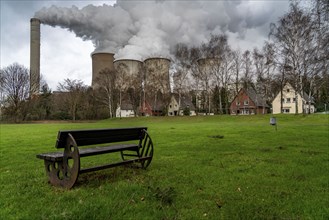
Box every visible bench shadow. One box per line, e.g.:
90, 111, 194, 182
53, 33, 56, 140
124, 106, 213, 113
74, 165, 146, 188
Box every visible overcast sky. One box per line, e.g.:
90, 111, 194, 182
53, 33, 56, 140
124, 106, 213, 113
0, 0, 290, 90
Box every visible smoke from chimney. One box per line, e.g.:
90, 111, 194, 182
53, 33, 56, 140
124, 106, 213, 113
34, 1, 281, 61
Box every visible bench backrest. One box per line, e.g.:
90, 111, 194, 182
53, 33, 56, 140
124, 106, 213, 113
55, 127, 147, 148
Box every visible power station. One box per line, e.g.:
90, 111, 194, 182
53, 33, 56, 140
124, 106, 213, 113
30, 17, 171, 97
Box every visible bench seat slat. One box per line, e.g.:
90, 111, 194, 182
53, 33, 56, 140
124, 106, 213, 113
36, 152, 64, 161
79, 144, 138, 157
36, 144, 139, 161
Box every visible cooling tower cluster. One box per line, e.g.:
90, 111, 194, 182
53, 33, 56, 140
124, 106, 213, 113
29, 17, 171, 96
92, 53, 171, 95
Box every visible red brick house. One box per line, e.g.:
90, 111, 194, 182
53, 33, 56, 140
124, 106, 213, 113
230, 88, 269, 115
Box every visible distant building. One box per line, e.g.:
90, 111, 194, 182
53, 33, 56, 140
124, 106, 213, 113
140, 98, 166, 116
168, 93, 196, 116
230, 88, 269, 115
272, 83, 315, 114
116, 101, 135, 118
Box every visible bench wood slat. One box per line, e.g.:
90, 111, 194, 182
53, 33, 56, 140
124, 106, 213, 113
78, 144, 138, 157
36, 144, 139, 161
56, 127, 147, 148
36, 152, 64, 161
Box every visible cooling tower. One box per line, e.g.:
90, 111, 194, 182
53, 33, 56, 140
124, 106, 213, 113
113, 59, 143, 84
197, 58, 221, 74
144, 57, 171, 94
30, 18, 41, 96
91, 52, 115, 88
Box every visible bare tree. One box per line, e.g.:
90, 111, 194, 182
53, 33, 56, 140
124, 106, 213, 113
305, 0, 329, 113
253, 48, 266, 94
57, 78, 87, 121
241, 50, 254, 90
94, 68, 118, 118
173, 43, 193, 106
115, 63, 130, 118
213, 38, 233, 114
0, 63, 29, 122
270, 3, 314, 114
232, 49, 242, 96
263, 41, 277, 102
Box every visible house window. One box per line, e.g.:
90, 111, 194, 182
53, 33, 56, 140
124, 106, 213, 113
244, 100, 249, 105
293, 98, 296, 102
287, 89, 290, 93
236, 101, 240, 106
169, 105, 172, 108
281, 98, 285, 103
282, 109, 290, 113
286, 98, 291, 103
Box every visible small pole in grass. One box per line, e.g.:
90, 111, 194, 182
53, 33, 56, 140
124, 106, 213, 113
270, 117, 277, 131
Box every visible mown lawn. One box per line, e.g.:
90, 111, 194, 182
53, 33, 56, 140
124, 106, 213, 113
0, 114, 328, 219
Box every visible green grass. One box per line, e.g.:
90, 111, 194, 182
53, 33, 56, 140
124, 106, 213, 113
0, 115, 328, 219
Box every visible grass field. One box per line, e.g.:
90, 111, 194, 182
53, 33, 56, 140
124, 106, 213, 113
0, 115, 328, 219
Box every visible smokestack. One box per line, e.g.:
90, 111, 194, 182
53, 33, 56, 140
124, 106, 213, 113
30, 18, 41, 96
91, 52, 115, 89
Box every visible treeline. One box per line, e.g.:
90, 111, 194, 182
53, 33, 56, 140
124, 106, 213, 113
173, 1, 328, 114
1, 1, 328, 122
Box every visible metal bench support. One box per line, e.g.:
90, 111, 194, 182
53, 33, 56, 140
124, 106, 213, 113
44, 134, 80, 189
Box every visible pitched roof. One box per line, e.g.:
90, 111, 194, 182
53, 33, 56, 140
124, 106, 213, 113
172, 93, 196, 110
120, 101, 134, 110
243, 88, 269, 108
282, 83, 315, 103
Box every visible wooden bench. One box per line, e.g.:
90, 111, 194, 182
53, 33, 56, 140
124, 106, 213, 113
36, 127, 154, 189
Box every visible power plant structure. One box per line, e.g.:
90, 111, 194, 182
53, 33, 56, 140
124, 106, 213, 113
91, 52, 115, 89
144, 58, 171, 95
29, 17, 172, 110
113, 59, 143, 89
197, 57, 221, 75
30, 18, 41, 96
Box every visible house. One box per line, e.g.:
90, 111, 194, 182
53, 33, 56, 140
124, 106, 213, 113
116, 101, 135, 117
168, 93, 196, 116
230, 88, 269, 115
140, 98, 166, 116
272, 83, 315, 114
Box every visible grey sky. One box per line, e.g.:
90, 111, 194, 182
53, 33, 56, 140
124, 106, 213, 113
0, 0, 290, 90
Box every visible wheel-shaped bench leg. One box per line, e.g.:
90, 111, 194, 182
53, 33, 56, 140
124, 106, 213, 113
139, 130, 154, 169
43, 134, 80, 189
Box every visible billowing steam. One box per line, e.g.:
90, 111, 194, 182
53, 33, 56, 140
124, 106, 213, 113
35, 0, 281, 61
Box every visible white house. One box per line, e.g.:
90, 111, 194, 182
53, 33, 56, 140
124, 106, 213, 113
116, 102, 135, 118
168, 94, 196, 116
272, 83, 315, 114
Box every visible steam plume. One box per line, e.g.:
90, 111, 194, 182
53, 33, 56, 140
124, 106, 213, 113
35, 0, 282, 61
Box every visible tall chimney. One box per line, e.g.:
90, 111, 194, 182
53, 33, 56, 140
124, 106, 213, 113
30, 18, 41, 96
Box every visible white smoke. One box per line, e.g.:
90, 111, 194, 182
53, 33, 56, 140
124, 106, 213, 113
35, 0, 284, 61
